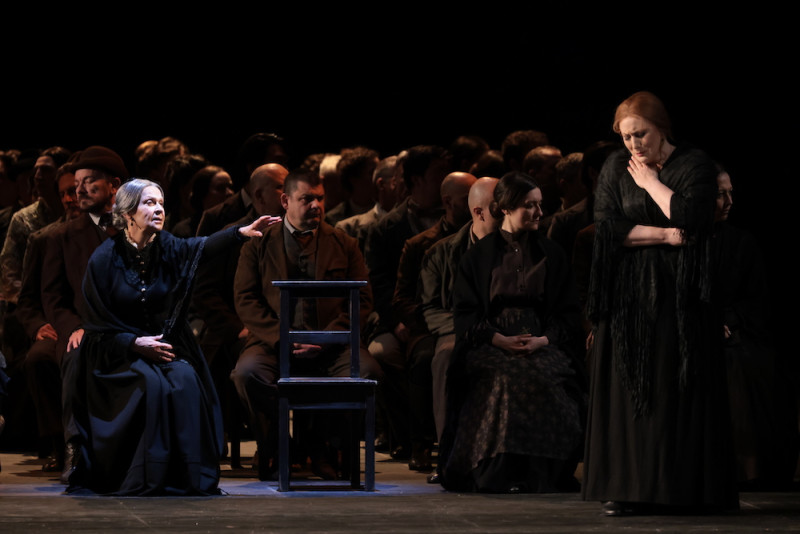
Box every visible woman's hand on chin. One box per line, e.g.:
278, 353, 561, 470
627, 156, 660, 189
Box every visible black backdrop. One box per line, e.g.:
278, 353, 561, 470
1, 10, 794, 359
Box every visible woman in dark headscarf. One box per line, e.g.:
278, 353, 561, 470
69, 178, 278, 495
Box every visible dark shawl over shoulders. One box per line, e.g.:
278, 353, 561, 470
453, 230, 585, 363
439, 229, 587, 490
74, 228, 239, 495
587, 146, 717, 414
83, 231, 210, 334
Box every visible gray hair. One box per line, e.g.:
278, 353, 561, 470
112, 178, 164, 230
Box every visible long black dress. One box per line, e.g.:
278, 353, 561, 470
439, 229, 587, 493
581, 146, 739, 509
68, 226, 242, 496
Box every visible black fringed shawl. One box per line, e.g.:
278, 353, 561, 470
586, 146, 717, 415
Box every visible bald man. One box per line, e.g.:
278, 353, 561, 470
418, 177, 500, 483
249, 163, 289, 219
391, 171, 477, 474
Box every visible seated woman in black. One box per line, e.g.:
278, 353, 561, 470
70, 178, 278, 495
438, 171, 588, 493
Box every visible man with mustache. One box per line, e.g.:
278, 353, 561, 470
231, 168, 381, 481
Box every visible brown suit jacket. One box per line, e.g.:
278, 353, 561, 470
40, 212, 109, 355
234, 220, 372, 354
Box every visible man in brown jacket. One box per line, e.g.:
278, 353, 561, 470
231, 168, 381, 481
40, 145, 127, 484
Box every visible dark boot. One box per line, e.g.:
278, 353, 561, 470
60, 438, 81, 485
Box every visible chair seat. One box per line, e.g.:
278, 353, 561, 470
277, 377, 378, 386
278, 378, 377, 408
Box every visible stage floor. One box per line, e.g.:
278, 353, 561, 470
2, 441, 799, 533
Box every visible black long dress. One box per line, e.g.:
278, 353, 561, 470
439, 229, 587, 493
68, 226, 242, 496
581, 146, 739, 509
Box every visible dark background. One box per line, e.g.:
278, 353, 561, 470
1, 9, 794, 356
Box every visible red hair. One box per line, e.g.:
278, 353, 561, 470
612, 91, 673, 141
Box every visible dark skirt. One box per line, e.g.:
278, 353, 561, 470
582, 311, 739, 509
442, 341, 585, 493
70, 357, 223, 496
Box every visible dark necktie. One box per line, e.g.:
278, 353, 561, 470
98, 212, 117, 236
293, 230, 313, 248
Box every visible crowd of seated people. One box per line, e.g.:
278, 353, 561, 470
0, 126, 795, 496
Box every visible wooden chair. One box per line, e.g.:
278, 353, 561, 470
273, 280, 377, 491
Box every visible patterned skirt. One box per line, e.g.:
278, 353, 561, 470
443, 308, 585, 492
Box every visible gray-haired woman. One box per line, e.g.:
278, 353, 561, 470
67, 178, 278, 496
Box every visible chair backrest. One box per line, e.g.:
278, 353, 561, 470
272, 280, 367, 380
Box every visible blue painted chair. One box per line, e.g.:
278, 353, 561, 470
273, 280, 377, 491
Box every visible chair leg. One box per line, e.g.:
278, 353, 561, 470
279, 399, 291, 491
230, 432, 241, 469
350, 410, 360, 488
365, 394, 376, 491
228, 385, 242, 469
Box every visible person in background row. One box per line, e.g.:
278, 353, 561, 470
16, 165, 80, 475
711, 165, 797, 490
363, 145, 450, 462
195, 132, 288, 237
324, 146, 379, 227
172, 165, 234, 238
335, 154, 400, 253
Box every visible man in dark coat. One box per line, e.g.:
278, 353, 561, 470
40, 145, 128, 484
362, 145, 450, 460
192, 163, 287, 458
16, 167, 80, 473
392, 171, 475, 472
418, 176, 499, 483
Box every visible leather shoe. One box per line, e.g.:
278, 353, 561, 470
390, 444, 411, 461
374, 433, 390, 453
42, 455, 62, 472
602, 501, 635, 517
408, 448, 433, 472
